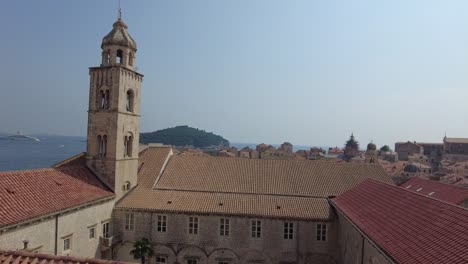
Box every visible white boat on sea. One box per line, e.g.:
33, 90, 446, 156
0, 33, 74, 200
0, 131, 40, 142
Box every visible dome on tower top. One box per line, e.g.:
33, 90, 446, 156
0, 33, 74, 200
101, 18, 137, 50
367, 142, 377, 151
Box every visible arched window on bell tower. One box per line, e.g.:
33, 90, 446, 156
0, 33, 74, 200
98, 89, 110, 110
124, 133, 133, 158
98, 135, 107, 157
117, 49, 123, 64
129, 52, 134, 66
126, 89, 134, 112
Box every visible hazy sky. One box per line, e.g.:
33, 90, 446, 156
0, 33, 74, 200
1, 0, 468, 147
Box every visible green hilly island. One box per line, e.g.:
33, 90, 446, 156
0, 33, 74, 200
140, 125, 229, 148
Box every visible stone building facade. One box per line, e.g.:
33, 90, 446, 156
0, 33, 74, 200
394, 141, 423, 161
113, 211, 338, 264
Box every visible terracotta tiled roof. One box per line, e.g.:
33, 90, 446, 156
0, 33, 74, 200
137, 147, 172, 188
116, 189, 332, 220
444, 137, 468, 144
401, 177, 468, 205
331, 179, 468, 264
52, 152, 88, 168
0, 250, 132, 264
0, 167, 114, 227
155, 155, 392, 197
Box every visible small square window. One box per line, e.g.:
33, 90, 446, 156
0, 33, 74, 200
125, 213, 135, 231
63, 237, 71, 251
316, 223, 327, 241
189, 216, 199, 235
283, 222, 294, 239
251, 220, 262, 238
88, 227, 96, 239
187, 259, 198, 264
219, 218, 230, 237
157, 215, 167, 232
156, 257, 167, 264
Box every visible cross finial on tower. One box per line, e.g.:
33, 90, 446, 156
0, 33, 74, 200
118, 0, 122, 20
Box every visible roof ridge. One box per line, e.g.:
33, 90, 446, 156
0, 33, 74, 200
153, 188, 330, 199
51, 152, 86, 168
0, 167, 57, 174
172, 154, 383, 166
365, 178, 468, 210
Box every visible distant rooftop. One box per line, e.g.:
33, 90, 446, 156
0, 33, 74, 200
401, 177, 468, 205
331, 179, 468, 264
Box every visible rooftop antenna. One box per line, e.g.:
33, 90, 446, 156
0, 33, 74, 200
118, 0, 122, 20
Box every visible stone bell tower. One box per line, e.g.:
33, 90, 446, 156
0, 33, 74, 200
86, 14, 143, 200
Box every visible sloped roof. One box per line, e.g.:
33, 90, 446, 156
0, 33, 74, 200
444, 137, 468, 144
401, 177, 468, 205
0, 250, 131, 264
0, 164, 114, 227
118, 151, 392, 220
117, 189, 331, 220
137, 147, 172, 188
331, 179, 468, 264
155, 155, 392, 197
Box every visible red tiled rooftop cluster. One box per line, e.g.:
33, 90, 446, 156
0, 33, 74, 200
331, 179, 468, 264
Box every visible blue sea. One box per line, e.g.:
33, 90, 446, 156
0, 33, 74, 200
0, 136, 86, 172
0, 136, 327, 172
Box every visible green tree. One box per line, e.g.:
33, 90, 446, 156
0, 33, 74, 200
380, 145, 391, 152
130, 238, 154, 264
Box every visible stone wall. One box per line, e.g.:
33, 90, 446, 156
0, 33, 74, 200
0, 199, 115, 259
113, 210, 338, 264
336, 211, 393, 264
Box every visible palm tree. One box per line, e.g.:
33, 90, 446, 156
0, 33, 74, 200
130, 238, 154, 264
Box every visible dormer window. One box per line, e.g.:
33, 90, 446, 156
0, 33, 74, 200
126, 90, 134, 112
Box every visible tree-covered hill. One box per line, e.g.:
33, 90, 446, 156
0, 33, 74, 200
140, 126, 229, 148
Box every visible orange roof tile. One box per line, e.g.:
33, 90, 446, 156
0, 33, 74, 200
155, 155, 392, 197
137, 147, 172, 188
401, 177, 468, 205
0, 250, 131, 264
117, 189, 331, 220
331, 179, 468, 264
0, 166, 114, 227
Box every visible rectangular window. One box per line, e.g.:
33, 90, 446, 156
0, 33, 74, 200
102, 222, 110, 238
251, 220, 262, 238
189, 216, 199, 235
219, 218, 230, 237
63, 237, 71, 251
187, 259, 198, 264
156, 257, 167, 264
88, 226, 96, 239
283, 222, 294, 239
157, 215, 167, 232
125, 213, 135, 231
316, 223, 327, 241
